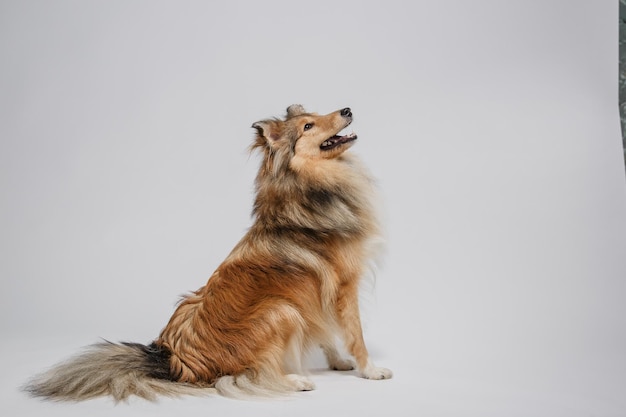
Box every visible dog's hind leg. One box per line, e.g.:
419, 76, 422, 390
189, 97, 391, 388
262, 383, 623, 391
215, 303, 316, 398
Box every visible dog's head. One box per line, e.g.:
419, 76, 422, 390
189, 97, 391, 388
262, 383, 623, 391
251, 105, 357, 163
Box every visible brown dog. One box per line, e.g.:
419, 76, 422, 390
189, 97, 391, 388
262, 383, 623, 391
25, 105, 392, 402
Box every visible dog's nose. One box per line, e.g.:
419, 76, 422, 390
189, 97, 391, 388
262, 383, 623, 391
340, 107, 352, 118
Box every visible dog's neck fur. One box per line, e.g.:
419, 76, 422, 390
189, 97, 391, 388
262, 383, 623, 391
251, 154, 378, 239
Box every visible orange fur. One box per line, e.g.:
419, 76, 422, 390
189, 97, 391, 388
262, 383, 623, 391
25, 105, 392, 402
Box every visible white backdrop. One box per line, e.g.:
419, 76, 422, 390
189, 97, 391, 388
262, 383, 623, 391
1, 1, 625, 416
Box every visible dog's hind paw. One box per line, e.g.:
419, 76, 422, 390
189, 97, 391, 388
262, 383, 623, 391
287, 374, 316, 391
329, 358, 355, 371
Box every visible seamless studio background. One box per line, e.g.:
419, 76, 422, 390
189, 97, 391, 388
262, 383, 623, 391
1, 1, 626, 416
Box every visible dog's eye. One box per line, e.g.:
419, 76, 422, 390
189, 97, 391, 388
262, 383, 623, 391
303, 123, 313, 131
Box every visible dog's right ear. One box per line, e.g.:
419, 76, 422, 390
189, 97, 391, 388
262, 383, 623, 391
252, 120, 282, 145
286, 104, 306, 118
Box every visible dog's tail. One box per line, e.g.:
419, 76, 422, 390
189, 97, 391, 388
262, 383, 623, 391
24, 341, 213, 402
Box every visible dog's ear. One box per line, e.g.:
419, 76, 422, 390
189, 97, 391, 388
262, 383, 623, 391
252, 120, 282, 143
286, 104, 306, 118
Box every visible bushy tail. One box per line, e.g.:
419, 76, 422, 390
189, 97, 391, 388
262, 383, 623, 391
24, 341, 213, 402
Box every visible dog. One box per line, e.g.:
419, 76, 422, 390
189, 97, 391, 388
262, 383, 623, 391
25, 105, 392, 402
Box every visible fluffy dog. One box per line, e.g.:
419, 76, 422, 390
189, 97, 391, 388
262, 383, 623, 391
25, 105, 392, 402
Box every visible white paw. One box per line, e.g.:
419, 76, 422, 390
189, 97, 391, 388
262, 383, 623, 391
362, 366, 393, 380
329, 358, 355, 371
287, 374, 316, 391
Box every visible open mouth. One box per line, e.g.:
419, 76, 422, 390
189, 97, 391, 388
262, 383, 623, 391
320, 132, 358, 151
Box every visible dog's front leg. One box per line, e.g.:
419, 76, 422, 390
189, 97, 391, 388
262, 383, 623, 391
335, 283, 392, 380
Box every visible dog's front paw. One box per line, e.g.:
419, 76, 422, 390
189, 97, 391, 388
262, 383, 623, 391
362, 366, 393, 380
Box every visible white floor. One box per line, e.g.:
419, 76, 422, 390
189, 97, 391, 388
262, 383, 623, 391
2, 320, 625, 417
